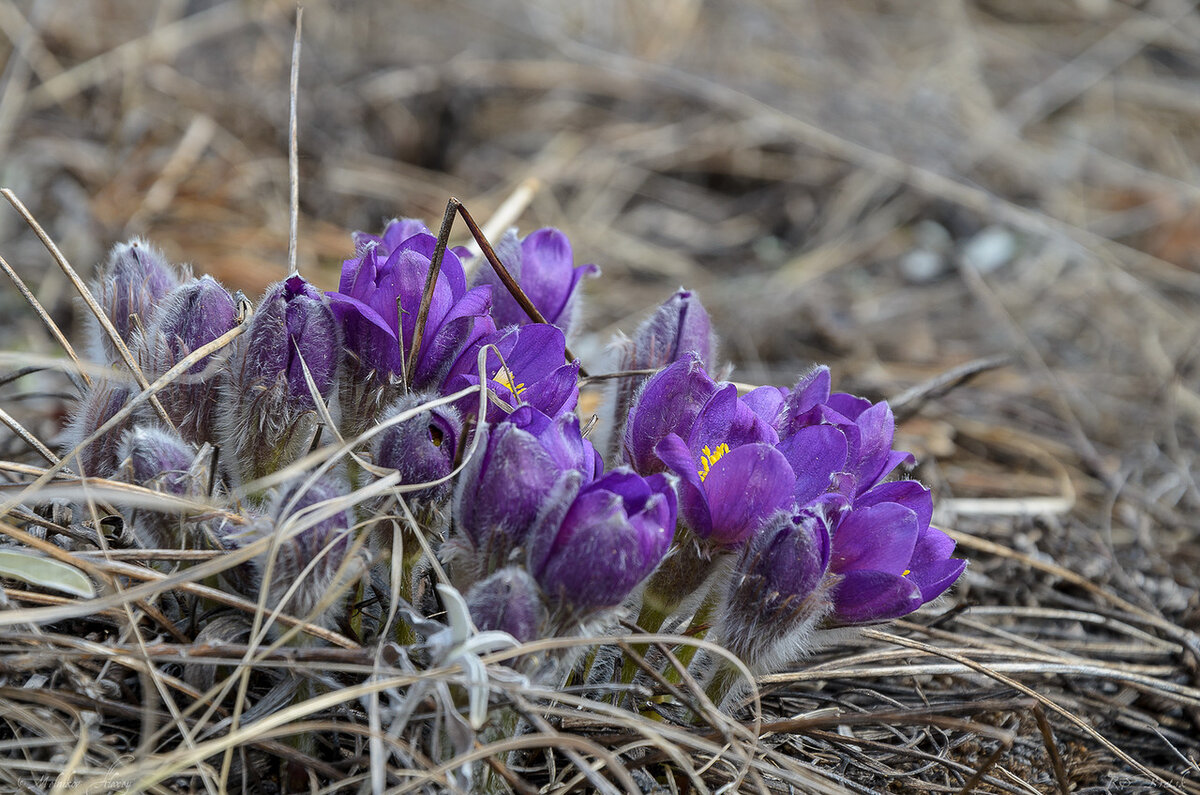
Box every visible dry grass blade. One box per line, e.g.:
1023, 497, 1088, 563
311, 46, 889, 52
0, 251, 90, 388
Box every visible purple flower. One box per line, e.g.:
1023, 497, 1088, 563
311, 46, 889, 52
90, 239, 181, 365
826, 483, 965, 625
117, 424, 203, 549
142, 275, 238, 445
626, 357, 788, 547
249, 472, 362, 628
442, 323, 579, 423
472, 228, 598, 337
528, 469, 675, 613
609, 289, 714, 457
466, 567, 546, 643
327, 228, 494, 392
61, 379, 133, 478
220, 276, 339, 484
453, 406, 601, 572
778, 366, 914, 497
372, 392, 464, 503
716, 510, 832, 672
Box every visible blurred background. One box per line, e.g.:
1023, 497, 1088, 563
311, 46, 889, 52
2, 0, 1200, 666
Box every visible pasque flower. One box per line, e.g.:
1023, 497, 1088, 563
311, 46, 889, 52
441, 323, 579, 423
627, 357, 789, 547
827, 481, 966, 625
221, 275, 338, 485
372, 392, 464, 503
715, 509, 832, 673
89, 239, 181, 365
472, 227, 598, 337
527, 468, 676, 614
453, 406, 601, 575
466, 567, 546, 643
117, 424, 204, 549
61, 379, 133, 478
609, 289, 714, 458
142, 275, 239, 445
327, 225, 493, 392
778, 366, 915, 497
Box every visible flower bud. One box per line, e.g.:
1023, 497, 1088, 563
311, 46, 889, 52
452, 406, 600, 575
61, 379, 133, 478
712, 510, 832, 682
465, 567, 545, 643
239, 472, 362, 629
89, 239, 182, 364
143, 275, 238, 444
117, 424, 204, 549
220, 276, 338, 485
527, 468, 676, 616
471, 228, 598, 338
609, 290, 714, 457
372, 392, 463, 503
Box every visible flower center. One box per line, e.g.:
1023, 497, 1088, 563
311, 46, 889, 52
697, 442, 731, 482
493, 366, 526, 397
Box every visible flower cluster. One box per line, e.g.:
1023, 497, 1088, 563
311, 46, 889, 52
64, 214, 965, 701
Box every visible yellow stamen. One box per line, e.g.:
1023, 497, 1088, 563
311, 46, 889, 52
493, 367, 526, 397
696, 442, 731, 482
902, 569, 911, 577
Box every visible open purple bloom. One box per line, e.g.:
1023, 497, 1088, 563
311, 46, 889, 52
442, 323, 579, 423
778, 366, 914, 497
716, 510, 832, 672
826, 486, 965, 625
528, 468, 675, 613
90, 239, 181, 365
453, 406, 600, 572
473, 228, 598, 337
626, 357, 787, 547
327, 229, 494, 392
143, 275, 238, 445
372, 392, 464, 503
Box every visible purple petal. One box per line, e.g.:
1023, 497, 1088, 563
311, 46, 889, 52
830, 503, 919, 576
831, 570, 923, 624
701, 443, 795, 547
654, 433, 711, 538
625, 356, 718, 474
858, 480, 933, 528
778, 425, 849, 504
907, 558, 967, 603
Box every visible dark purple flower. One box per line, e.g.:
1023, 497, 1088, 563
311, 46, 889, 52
442, 323, 579, 423
62, 379, 133, 478
327, 229, 494, 392
90, 239, 181, 364
778, 366, 914, 497
143, 275, 238, 445
716, 510, 832, 671
622, 356, 723, 475
466, 567, 545, 643
472, 228, 598, 337
609, 289, 715, 458
826, 486, 965, 625
372, 392, 464, 503
528, 468, 675, 613
118, 424, 203, 549
453, 406, 600, 572
220, 275, 338, 484
627, 358, 787, 547
249, 472, 362, 627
